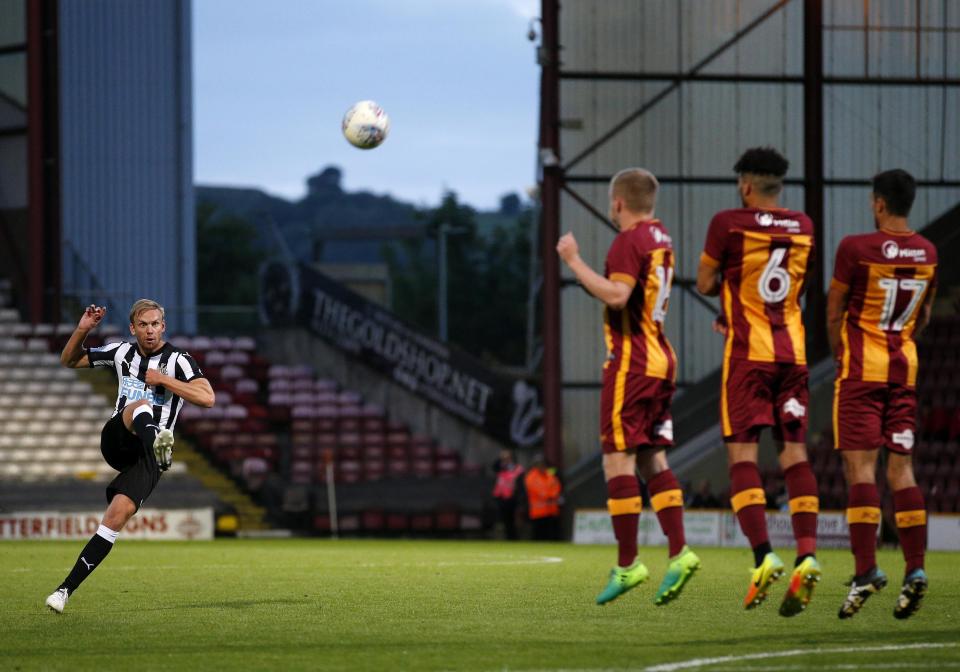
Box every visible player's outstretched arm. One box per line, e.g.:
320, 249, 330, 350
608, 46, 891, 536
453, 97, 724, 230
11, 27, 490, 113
145, 368, 216, 408
556, 232, 632, 309
60, 305, 106, 368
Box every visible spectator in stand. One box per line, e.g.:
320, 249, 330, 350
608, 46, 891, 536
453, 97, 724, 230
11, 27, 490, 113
491, 449, 524, 540
524, 454, 562, 541
688, 479, 722, 509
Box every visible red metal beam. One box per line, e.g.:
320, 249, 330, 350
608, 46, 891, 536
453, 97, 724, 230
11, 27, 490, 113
25, 0, 60, 324
26, 0, 46, 324
539, 0, 562, 472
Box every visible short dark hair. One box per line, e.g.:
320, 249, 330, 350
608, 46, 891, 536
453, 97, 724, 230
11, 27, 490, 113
733, 147, 790, 177
733, 147, 789, 197
872, 169, 916, 217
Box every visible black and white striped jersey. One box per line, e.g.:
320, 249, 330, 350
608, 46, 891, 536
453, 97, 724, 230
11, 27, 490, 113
85, 341, 205, 430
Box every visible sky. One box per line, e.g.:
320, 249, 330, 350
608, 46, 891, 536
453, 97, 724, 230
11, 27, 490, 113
193, 0, 540, 210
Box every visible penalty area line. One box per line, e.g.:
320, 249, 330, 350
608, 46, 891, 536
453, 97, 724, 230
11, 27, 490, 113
644, 642, 959, 672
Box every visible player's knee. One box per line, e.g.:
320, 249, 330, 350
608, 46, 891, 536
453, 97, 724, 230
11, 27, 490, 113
636, 449, 667, 481
886, 458, 916, 490
842, 453, 876, 484
122, 400, 150, 429
602, 451, 636, 480
103, 495, 137, 530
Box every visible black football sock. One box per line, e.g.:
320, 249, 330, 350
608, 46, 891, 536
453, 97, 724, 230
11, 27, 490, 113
752, 541, 773, 567
131, 407, 159, 450
59, 525, 118, 594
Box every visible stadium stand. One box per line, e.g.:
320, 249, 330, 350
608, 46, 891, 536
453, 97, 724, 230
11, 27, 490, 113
169, 334, 491, 535
0, 283, 220, 514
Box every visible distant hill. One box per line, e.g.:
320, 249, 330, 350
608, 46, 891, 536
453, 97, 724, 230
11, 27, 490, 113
196, 166, 527, 265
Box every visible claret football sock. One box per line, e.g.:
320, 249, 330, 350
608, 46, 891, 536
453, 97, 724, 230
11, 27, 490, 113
729, 461, 770, 566
647, 469, 686, 557
784, 461, 819, 559
131, 406, 159, 452
607, 475, 641, 567
59, 524, 118, 594
893, 486, 927, 575
846, 482, 881, 576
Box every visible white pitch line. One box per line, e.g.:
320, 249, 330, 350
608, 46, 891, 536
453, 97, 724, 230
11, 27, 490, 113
644, 642, 959, 672
704, 663, 960, 672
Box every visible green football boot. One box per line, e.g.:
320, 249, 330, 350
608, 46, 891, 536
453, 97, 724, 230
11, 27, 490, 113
743, 551, 785, 609
654, 546, 701, 606
779, 556, 822, 617
595, 559, 649, 605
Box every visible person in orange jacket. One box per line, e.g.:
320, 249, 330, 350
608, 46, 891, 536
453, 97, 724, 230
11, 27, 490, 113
524, 453, 562, 540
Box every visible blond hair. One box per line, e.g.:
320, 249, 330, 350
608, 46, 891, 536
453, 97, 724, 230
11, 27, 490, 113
609, 168, 659, 213
129, 299, 165, 324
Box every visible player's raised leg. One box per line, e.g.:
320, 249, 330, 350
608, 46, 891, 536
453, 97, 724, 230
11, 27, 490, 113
838, 448, 886, 619
778, 441, 821, 617
638, 449, 699, 605
728, 442, 783, 609
596, 450, 648, 604
45, 494, 135, 613
124, 401, 175, 471
888, 452, 928, 619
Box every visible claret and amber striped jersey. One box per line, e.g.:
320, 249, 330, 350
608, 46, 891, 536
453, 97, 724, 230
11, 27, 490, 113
603, 219, 677, 382
832, 230, 937, 387
701, 208, 815, 364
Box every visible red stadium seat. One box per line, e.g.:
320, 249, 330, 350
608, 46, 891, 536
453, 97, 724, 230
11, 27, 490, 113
410, 513, 434, 532
387, 459, 410, 479
361, 510, 385, 532
386, 513, 409, 531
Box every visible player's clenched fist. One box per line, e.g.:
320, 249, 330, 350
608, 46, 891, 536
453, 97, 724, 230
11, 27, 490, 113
145, 367, 167, 387
79, 305, 106, 331
556, 232, 580, 264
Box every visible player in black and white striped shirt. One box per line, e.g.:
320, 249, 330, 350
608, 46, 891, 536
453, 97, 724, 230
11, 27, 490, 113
45, 299, 215, 614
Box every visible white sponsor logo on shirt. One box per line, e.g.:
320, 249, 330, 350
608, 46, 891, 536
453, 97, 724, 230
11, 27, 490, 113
651, 227, 672, 245
755, 212, 800, 231
881, 240, 926, 262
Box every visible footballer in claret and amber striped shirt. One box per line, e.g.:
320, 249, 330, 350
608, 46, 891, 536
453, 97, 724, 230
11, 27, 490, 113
696, 147, 821, 616
830, 232, 937, 390
602, 217, 678, 405
557, 168, 699, 609
828, 169, 937, 620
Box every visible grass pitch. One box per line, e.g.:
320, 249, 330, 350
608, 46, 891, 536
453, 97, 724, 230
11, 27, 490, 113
1, 540, 958, 671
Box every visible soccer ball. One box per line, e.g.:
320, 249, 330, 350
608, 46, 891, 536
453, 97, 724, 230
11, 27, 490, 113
342, 101, 390, 149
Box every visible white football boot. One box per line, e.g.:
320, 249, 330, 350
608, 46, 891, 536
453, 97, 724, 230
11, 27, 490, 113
153, 428, 175, 471
45, 588, 69, 613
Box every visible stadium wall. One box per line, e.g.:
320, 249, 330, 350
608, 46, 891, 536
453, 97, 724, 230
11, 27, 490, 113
58, 0, 195, 332
552, 0, 960, 468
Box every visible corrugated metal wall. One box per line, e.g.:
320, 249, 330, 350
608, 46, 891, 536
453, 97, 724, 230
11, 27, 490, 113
556, 0, 959, 466
59, 0, 195, 332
